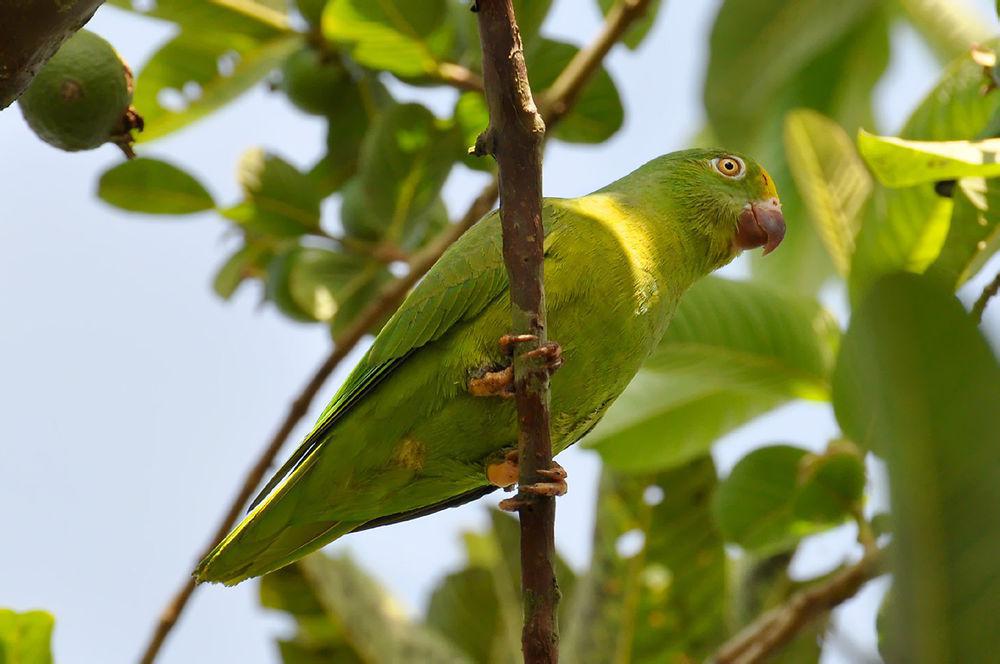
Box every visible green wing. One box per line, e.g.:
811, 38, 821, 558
249, 209, 514, 509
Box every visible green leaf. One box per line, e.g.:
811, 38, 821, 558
791, 443, 866, 523
562, 458, 727, 663
133, 31, 301, 141
783, 110, 871, 275
586, 277, 839, 472
425, 569, 510, 664
322, 0, 448, 77
212, 242, 272, 299
858, 131, 1000, 187
453, 92, 494, 173
848, 43, 1000, 302
266, 246, 390, 328
705, 0, 876, 146
897, 0, 992, 62
596, 0, 663, 49
715, 446, 811, 552
831, 272, 1000, 663
512, 0, 553, 47
345, 103, 462, 244
526, 39, 623, 144
107, 0, 290, 36
926, 179, 1000, 288
231, 148, 322, 237
98, 158, 215, 214
0, 610, 54, 664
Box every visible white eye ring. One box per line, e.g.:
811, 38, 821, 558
711, 156, 745, 179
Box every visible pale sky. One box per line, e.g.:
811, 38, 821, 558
2, 1, 998, 663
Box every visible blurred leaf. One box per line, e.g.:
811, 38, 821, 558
344, 103, 462, 244
133, 31, 301, 141
897, 0, 992, 62
513, 0, 553, 47
596, 0, 662, 49
426, 568, 512, 664
792, 443, 866, 523
926, 179, 1000, 288
562, 457, 727, 663
858, 132, 1000, 187
527, 39, 624, 144
587, 277, 839, 472
0, 610, 54, 664
213, 242, 272, 299
232, 148, 322, 237
831, 272, 1000, 663
322, 0, 448, 77
784, 110, 871, 275
849, 40, 1000, 303
714, 445, 851, 553
108, 0, 290, 36
301, 553, 470, 662
704, 0, 875, 146
98, 158, 215, 214
453, 92, 494, 173
267, 246, 390, 328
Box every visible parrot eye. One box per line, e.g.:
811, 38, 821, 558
712, 156, 745, 179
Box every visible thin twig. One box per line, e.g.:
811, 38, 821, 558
712, 549, 887, 664
475, 1, 558, 662
437, 62, 485, 92
537, 0, 653, 124
972, 269, 1000, 323
139, 0, 651, 658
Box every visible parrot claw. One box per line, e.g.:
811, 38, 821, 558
525, 342, 563, 374
493, 457, 568, 511
468, 366, 515, 398
498, 334, 538, 355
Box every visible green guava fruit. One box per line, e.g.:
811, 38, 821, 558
18, 29, 141, 154
281, 47, 349, 117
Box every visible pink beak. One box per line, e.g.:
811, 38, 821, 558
735, 198, 785, 255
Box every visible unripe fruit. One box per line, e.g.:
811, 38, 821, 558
280, 47, 348, 117
18, 30, 142, 155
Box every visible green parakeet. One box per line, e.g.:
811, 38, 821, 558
196, 149, 785, 585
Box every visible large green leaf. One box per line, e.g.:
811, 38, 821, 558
425, 568, 512, 664
133, 31, 301, 141
926, 179, 1000, 288
849, 42, 1000, 302
897, 0, 992, 62
227, 148, 323, 237
783, 110, 871, 275
527, 38, 623, 144
858, 132, 1000, 187
0, 610, 54, 664
832, 272, 1000, 663
212, 241, 273, 300
704, 0, 875, 146
322, 0, 448, 77
107, 0, 290, 36
562, 457, 727, 663
98, 158, 215, 214
586, 277, 839, 473
713, 443, 865, 553
344, 103, 462, 245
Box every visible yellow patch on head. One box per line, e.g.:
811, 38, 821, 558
392, 437, 426, 471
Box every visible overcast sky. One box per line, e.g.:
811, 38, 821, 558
2, 1, 998, 662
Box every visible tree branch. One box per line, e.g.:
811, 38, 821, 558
537, 0, 653, 124
972, 269, 1000, 323
0, 0, 105, 108
711, 549, 887, 664
138, 0, 653, 659
437, 62, 486, 92
474, 1, 558, 662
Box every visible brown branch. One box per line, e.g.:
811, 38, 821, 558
537, 0, 653, 124
712, 549, 887, 664
474, 2, 559, 662
972, 269, 1000, 323
0, 0, 105, 108
139, 0, 653, 659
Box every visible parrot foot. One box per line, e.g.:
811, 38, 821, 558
499, 335, 563, 375
468, 366, 514, 398
496, 459, 568, 511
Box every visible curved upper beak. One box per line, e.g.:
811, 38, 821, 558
735, 198, 785, 255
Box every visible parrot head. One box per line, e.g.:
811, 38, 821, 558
665, 148, 786, 264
